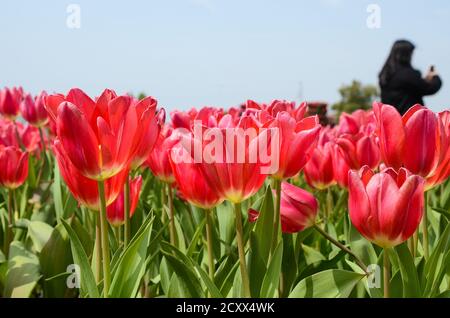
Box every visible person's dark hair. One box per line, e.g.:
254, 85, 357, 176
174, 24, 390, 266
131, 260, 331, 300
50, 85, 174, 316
379, 40, 415, 87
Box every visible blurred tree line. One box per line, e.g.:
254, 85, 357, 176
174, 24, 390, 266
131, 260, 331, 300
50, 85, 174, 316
331, 80, 379, 118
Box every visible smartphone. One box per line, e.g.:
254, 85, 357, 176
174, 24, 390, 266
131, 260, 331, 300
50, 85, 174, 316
430, 65, 435, 72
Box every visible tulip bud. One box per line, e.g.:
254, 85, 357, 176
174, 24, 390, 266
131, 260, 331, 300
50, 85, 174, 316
0, 145, 29, 189
249, 182, 318, 233
20, 92, 49, 127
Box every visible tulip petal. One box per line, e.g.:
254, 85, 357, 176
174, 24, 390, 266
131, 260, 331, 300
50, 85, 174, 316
57, 102, 100, 178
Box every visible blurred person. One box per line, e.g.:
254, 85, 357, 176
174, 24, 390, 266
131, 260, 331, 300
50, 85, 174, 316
379, 39, 442, 114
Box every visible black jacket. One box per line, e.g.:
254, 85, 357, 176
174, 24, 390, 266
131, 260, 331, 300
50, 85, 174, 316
380, 66, 442, 115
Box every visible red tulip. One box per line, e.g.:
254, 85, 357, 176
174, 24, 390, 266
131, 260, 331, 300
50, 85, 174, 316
426, 111, 450, 188
20, 92, 49, 127
0, 87, 23, 120
171, 110, 194, 130
47, 88, 159, 180
303, 129, 335, 189
279, 182, 318, 233
146, 125, 179, 183
374, 103, 449, 189
266, 111, 321, 179
348, 166, 424, 248
184, 114, 271, 203
129, 96, 161, 169
171, 107, 225, 130
336, 110, 376, 136
249, 182, 318, 233
0, 145, 29, 189
332, 143, 352, 187
107, 176, 143, 226
169, 143, 224, 209
249, 100, 307, 123
336, 134, 380, 170
53, 140, 127, 210
0, 119, 41, 154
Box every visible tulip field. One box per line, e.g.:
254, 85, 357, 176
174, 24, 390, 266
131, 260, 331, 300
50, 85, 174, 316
0, 86, 449, 299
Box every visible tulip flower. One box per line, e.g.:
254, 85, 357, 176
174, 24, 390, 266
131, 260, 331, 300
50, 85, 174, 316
179, 113, 274, 297
248, 182, 318, 233
374, 103, 449, 189
0, 144, 28, 255
250, 182, 318, 233
0, 145, 29, 189
0, 87, 23, 120
335, 134, 380, 170
170, 142, 225, 282
47, 88, 159, 181
0, 120, 41, 154
53, 140, 128, 211
170, 143, 224, 210
188, 114, 271, 203
20, 92, 49, 127
146, 125, 179, 183
266, 111, 321, 180
336, 109, 376, 136
348, 166, 424, 248
280, 182, 318, 233
332, 143, 352, 188
304, 131, 336, 190
107, 176, 142, 226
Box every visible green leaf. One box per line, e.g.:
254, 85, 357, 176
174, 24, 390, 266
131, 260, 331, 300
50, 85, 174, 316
186, 218, 206, 258
70, 217, 94, 257
248, 232, 266, 297
254, 186, 274, 265
109, 215, 154, 298
216, 202, 235, 255
423, 223, 450, 297
302, 244, 326, 265
431, 206, 450, 221
4, 241, 41, 298
52, 164, 64, 222
193, 263, 223, 298
394, 243, 421, 297
260, 240, 283, 298
289, 269, 365, 298
61, 219, 99, 298
168, 274, 189, 298
160, 242, 204, 297
281, 233, 298, 297
0, 249, 5, 263
28, 221, 53, 253
40, 223, 74, 298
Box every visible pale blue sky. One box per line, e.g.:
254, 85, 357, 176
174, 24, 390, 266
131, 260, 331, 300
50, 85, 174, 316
1, 0, 449, 112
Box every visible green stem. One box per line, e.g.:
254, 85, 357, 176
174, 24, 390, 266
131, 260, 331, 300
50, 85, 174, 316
205, 209, 215, 290
3, 189, 14, 255
38, 127, 47, 154
161, 183, 167, 224
422, 191, 429, 259
167, 183, 176, 246
383, 248, 390, 298
314, 224, 368, 275
234, 202, 251, 298
35, 127, 48, 187
124, 178, 131, 248
118, 225, 123, 246
325, 187, 333, 223
95, 211, 102, 283
413, 231, 418, 258
98, 180, 111, 297
272, 179, 282, 254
